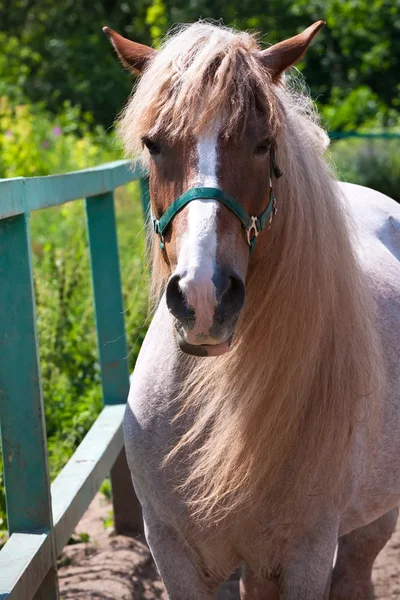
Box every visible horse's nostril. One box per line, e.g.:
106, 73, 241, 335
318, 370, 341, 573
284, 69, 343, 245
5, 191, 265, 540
166, 274, 194, 323
166, 271, 244, 336
218, 274, 245, 322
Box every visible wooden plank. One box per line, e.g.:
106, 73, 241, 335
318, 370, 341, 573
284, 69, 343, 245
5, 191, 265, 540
0, 533, 52, 600
0, 161, 146, 219
0, 406, 125, 597
329, 131, 400, 140
0, 213, 59, 599
86, 191, 143, 534
51, 404, 125, 555
0, 178, 25, 220
109, 447, 143, 534
0, 214, 53, 532
33, 568, 59, 600
86, 192, 130, 404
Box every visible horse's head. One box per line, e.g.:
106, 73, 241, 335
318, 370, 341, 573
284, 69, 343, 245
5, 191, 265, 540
105, 21, 323, 356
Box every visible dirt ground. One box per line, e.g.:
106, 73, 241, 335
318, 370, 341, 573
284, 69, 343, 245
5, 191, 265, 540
58, 494, 400, 599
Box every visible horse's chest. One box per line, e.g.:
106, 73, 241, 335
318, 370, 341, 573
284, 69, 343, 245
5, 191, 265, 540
188, 510, 322, 581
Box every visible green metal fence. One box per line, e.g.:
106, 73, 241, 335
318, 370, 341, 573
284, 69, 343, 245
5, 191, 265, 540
0, 160, 149, 599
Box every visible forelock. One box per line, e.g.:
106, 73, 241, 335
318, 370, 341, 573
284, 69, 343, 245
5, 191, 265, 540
117, 22, 283, 161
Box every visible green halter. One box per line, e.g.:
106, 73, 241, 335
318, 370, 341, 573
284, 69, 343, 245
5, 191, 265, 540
151, 149, 282, 255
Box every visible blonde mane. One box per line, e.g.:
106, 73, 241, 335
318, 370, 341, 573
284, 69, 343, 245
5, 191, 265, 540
119, 22, 383, 524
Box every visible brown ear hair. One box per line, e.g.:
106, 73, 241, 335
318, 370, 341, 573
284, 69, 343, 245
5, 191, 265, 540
259, 21, 325, 80
103, 26, 157, 74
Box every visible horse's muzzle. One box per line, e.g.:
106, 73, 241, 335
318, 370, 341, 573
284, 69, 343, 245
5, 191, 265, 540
166, 269, 245, 356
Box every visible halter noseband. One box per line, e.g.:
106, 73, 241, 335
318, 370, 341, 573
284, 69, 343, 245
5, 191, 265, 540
151, 148, 282, 255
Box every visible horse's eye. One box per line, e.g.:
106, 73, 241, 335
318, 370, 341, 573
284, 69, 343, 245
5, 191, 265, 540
142, 137, 161, 156
254, 139, 271, 155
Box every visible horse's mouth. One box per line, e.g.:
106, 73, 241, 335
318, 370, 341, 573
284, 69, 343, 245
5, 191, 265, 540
178, 336, 233, 357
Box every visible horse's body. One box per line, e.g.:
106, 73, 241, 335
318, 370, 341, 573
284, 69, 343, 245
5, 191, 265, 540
104, 20, 400, 599
125, 182, 400, 599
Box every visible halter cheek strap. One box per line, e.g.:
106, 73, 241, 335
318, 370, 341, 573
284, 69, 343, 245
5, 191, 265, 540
151, 149, 282, 255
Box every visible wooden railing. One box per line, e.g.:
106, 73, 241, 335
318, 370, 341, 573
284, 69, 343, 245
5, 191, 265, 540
329, 131, 400, 140
0, 160, 149, 599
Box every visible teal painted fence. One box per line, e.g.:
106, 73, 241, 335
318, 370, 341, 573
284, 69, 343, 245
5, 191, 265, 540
0, 161, 149, 600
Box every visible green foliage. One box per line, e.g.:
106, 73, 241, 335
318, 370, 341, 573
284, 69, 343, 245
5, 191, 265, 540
146, 0, 168, 42
0, 96, 118, 178
287, 0, 400, 116
100, 477, 112, 501
0, 0, 399, 129
0, 33, 41, 104
0, 0, 149, 127
330, 138, 400, 202
31, 201, 103, 478
67, 531, 92, 545
320, 87, 389, 131
103, 509, 115, 532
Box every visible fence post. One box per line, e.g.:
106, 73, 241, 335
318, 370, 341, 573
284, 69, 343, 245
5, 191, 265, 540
0, 213, 59, 599
140, 176, 150, 217
86, 191, 143, 534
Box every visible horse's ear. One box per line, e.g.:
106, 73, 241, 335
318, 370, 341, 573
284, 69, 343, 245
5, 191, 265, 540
259, 21, 325, 80
103, 26, 157, 74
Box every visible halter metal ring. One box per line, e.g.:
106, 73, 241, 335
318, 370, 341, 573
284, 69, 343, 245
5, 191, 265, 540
246, 216, 259, 246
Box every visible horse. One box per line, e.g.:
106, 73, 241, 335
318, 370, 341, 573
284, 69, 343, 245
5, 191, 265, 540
103, 20, 400, 599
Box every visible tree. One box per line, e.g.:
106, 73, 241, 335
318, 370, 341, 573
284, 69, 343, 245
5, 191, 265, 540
1, 0, 399, 129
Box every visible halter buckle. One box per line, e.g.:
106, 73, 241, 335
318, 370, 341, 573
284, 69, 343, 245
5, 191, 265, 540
246, 216, 259, 246
267, 197, 277, 229
152, 217, 160, 235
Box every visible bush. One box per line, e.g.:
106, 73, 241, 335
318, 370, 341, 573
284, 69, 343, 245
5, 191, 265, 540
330, 138, 400, 202
0, 96, 119, 178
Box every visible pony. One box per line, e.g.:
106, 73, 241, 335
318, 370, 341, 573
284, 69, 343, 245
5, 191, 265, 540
104, 20, 400, 599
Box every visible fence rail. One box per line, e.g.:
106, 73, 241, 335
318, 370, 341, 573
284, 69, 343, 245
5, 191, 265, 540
329, 130, 400, 140
0, 160, 148, 599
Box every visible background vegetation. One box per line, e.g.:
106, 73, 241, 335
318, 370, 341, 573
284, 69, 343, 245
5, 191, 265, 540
0, 0, 399, 533
1, 0, 399, 130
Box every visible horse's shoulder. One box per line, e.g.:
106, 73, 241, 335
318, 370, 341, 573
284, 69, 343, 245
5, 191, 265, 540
128, 296, 181, 425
